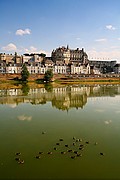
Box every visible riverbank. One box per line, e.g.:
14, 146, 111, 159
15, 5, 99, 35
0, 74, 120, 89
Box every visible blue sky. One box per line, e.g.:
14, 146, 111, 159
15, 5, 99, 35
0, 0, 120, 62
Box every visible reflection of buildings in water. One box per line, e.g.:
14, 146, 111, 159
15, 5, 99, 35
0, 85, 120, 110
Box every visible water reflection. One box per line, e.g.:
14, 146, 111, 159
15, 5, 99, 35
21, 83, 30, 95
0, 84, 120, 110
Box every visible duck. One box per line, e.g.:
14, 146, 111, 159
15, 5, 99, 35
71, 156, 76, 159
77, 153, 82, 157
79, 144, 84, 147
56, 143, 60, 145
35, 156, 40, 159
74, 151, 78, 154
59, 138, 63, 141
100, 152, 105, 156
39, 151, 44, 155
48, 152, 53, 155
67, 149, 72, 153
15, 157, 20, 161
42, 131, 46, 135
18, 160, 24, 164
15, 152, 21, 156
65, 144, 69, 147
54, 147, 57, 150
61, 151, 66, 154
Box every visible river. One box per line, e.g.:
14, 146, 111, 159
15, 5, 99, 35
0, 84, 120, 179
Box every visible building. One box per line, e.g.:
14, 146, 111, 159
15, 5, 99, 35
71, 63, 90, 74
26, 62, 45, 74
0, 53, 22, 64
0, 60, 6, 73
54, 61, 66, 74
22, 54, 44, 63
113, 64, 120, 74
51, 45, 89, 65
52, 46, 70, 64
89, 59, 116, 73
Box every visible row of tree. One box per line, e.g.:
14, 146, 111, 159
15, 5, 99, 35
21, 63, 53, 82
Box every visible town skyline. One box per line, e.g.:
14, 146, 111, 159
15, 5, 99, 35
0, 0, 120, 62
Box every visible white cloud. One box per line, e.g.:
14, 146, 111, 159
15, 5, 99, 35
106, 25, 116, 30
1, 43, 17, 51
118, 38, 120, 40
16, 28, 31, 36
24, 46, 37, 53
17, 115, 32, 121
24, 46, 50, 56
95, 38, 107, 42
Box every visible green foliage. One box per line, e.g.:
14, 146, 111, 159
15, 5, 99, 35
40, 53, 46, 57
44, 69, 53, 82
21, 63, 29, 82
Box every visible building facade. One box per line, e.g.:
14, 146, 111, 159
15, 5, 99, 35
51, 46, 89, 65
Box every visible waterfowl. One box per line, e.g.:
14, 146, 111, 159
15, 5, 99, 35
15, 152, 21, 156
18, 160, 24, 164
67, 149, 72, 153
56, 143, 60, 145
61, 151, 66, 154
74, 151, 78, 154
73, 142, 76, 146
39, 152, 44, 155
86, 141, 89, 144
65, 144, 69, 147
73, 137, 76, 140
35, 156, 40, 159
42, 131, 46, 134
77, 153, 82, 157
54, 147, 57, 150
76, 139, 80, 142
71, 156, 76, 159
94, 142, 98, 145
59, 138, 63, 141
79, 147, 84, 151
48, 152, 53, 155
15, 157, 20, 161
100, 152, 105, 156
79, 144, 84, 147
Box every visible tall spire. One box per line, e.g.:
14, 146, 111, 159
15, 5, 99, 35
67, 44, 69, 49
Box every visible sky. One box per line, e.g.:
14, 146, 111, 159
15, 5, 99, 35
0, 0, 120, 62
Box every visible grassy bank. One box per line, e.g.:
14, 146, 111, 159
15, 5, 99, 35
0, 74, 120, 89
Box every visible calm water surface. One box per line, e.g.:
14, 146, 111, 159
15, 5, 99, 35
0, 84, 120, 179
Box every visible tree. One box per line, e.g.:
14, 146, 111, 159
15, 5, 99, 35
40, 53, 46, 58
44, 69, 53, 82
21, 63, 29, 82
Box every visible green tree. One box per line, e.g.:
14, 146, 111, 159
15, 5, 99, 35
21, 63, 29, 82
44, 69, 53, 82
40, 53, 46, 57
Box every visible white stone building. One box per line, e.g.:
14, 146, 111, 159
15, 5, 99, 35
71, 63, 90, 74
54, 61, 66, 74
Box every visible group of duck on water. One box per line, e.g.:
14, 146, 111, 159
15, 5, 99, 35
15, 137, 105, 164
